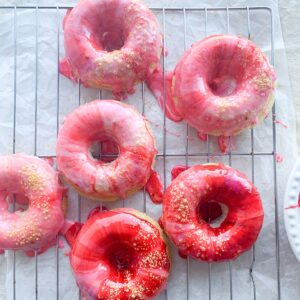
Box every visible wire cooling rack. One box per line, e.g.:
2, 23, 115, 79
0, 4, 279, 300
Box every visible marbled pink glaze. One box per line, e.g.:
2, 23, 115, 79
147, 34, 276, 138
0, 154, 65, 252
56, 100, 156, 201
162, 163, 264, 262
60, 0, 163, 97
146, 67, 183, 122
69, 208, 170, 300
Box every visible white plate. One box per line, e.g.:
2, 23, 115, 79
284, 158, 300, 262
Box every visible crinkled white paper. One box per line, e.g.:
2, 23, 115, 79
0, 0, 298, 299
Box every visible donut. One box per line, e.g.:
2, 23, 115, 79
56, 100, 156, 201
60, 0, 163, 98
0, 154, 65, 254
161, 163, 264, 262
67, 208, 171, 300
147, 35, 276, 146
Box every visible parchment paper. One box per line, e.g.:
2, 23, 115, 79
0, 0, 298, 299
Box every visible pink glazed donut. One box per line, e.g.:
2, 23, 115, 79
56, 100, 156, 201
161, 164, 263, 262
68, 208, 171, 300
0, 154, 65, 254
149, 35, 276, 138
60, 0, 163, 97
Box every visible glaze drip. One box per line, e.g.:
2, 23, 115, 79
145, 170, 164, 204
171, 165, 189, 181
146, 67, 183, 122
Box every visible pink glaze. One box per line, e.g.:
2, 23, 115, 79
147, 35, 276, 145
197, 133, 208, 142
58, 239, 65, 249
162, 163, 264, 262
274, 119, 288, 129
145, 170, 164, 204
218, 136, 235, 153
146, 68, 182, 122
0, 154, 65, 252
88, 206, 101, 219
68, 208, 170, 300
65, 222, 83, 248
60, 0, 163, 97
56, 100, 157, 201
42, 156, 55, 167
171, 165, 189, 181
276, 153, 284, 163
286, 193, 300, 209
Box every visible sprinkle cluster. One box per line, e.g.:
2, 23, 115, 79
140, 250, 168, 269
19, 164, 44, 192
8, 216, 41, 247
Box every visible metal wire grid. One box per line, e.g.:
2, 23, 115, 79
0, 4, 279, 300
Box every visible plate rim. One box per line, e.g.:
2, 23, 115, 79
284, 158, 300, 262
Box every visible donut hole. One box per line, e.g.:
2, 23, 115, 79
208, 75, 238, 97
106, 242, 137, 282
198, 201, 229, 228
206, 45, 247, 97
100, 30, 125, 52
89, 139, 120, 163
83, 6, 126, 52
1, 193, 29, 214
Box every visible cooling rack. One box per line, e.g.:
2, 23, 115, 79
0, 4, 279, 300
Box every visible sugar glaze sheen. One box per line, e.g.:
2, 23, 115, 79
60, 0, 163, 98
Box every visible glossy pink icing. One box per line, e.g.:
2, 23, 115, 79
69, 208, 170, 300
0, 154, 65, 252
218, 136, 235, 153
145, 169, 164, 204
171, 165, 189, 181
60, 0, 163, 97
162, 163, 264, 262
56, 100, 157, 201
147, 35, 276, 143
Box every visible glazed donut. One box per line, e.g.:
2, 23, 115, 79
148, 34, 276, 140
68, 208, 171, 300
0, 154, 65, 254
162, 163, 264, 262
56, 100, 156, 201
60, 0, 163, 97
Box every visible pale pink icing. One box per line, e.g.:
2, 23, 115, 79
56, 100, 157, 201
60, 0, 163, 97
0, 154, 65, 252
147, 35, 276, 150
